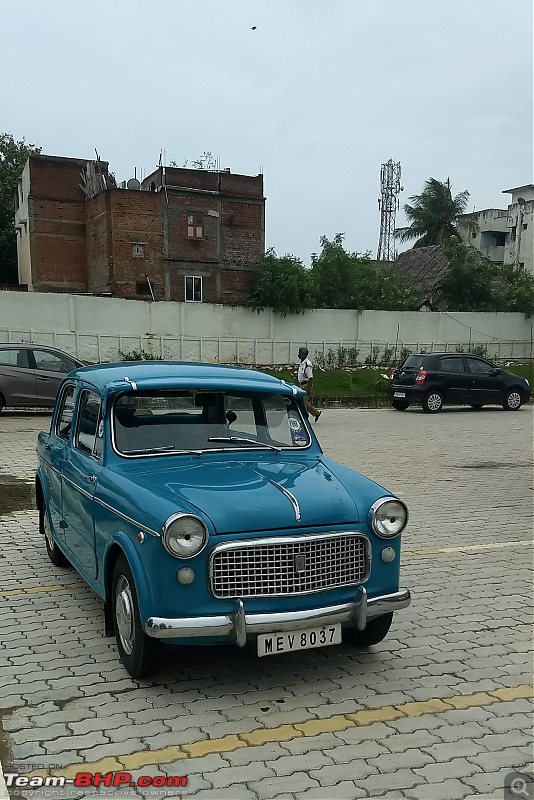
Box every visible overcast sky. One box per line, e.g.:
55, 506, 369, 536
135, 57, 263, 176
3, 0, 532, 264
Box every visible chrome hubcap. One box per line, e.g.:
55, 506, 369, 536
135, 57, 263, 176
115, 576, 135, 655
507, 392, 521, 409
427, 394, 442, 411
43, 511, 55, 550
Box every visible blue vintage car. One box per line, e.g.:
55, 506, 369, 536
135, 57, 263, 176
36, 362, 411, 677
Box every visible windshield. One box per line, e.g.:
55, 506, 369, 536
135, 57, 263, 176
113, 389, 310, 455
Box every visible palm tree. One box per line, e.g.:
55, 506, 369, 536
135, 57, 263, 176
395, 177, 477, 248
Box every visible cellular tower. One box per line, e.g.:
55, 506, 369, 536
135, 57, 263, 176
377, 159, 403, 261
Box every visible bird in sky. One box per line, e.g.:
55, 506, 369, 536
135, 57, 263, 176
251, 26, 257, 30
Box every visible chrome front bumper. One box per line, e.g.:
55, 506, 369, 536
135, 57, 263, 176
145, 587, 411, 644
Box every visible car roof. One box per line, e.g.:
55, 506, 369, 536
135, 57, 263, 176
70, 361, 300, 396
0, 343, 76, 355
406, 352, 488, 358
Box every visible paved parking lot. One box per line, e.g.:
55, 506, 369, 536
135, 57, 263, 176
0, 406, 533, 800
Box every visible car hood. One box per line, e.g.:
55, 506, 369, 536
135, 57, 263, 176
120, 458, 362, 534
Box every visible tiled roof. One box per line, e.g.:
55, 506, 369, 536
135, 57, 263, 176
393, 245, 449, 295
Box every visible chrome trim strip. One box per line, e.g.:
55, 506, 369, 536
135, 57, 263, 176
93, 497, 160, 538
208, 532, 371, 599
145, 587, 411, 640
266, 479, 301, 521
62, 474, 93, 500
124, 377, 137, 390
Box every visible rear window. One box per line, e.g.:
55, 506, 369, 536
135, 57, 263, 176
402, 355, 431, 370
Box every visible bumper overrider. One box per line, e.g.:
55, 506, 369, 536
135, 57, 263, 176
145, 587, 411, 645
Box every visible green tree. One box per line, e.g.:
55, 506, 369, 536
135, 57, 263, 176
441, 239, 497, 310
395, 177, 477, 248
441, 238, 534, 315
0, 133, 41, 283
249, 248, 314, 316
311, 234, 416, 310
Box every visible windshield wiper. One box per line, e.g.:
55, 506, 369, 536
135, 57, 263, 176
123, 445, 200, 455
207, 436, 281, 452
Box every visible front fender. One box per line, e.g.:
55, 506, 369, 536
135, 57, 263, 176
103, 531, 157, 624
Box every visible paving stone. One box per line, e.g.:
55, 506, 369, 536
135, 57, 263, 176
44, 731, 109, 754
415, 757, 482, 781
280, 733, 341, 755
225, 742, 287, 766
355, 768, 426, 794
368, 747, 437, 772
404, 778, 479, 800
249, 773, 321, 800
294, 783, 367, 799
265, 751, 335, 776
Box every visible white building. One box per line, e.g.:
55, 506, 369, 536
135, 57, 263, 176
460, 184, 533, 274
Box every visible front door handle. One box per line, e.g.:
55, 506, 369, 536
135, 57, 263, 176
85, 474, 97, 484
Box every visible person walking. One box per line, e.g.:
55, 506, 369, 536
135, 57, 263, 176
297, 347, 321, 422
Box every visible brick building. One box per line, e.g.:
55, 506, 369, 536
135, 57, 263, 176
15, 154, 265, 303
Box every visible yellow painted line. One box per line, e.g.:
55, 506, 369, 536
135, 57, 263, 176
18, 684, 531, 779
404, 539, 533, 557
0, 582, 85, 598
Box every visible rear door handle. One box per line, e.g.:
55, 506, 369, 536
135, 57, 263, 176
85, 474, 97, 484
37, 376, 51, 382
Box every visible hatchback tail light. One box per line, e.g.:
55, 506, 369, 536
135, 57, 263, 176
415, 369, 427, 385
389, 369, 396, 381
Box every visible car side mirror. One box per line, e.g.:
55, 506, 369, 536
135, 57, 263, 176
489, 369, 501, 376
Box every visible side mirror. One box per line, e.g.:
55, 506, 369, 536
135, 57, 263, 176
489, 368, 501, 376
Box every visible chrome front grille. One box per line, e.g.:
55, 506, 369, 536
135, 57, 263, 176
209, 533, 369, 599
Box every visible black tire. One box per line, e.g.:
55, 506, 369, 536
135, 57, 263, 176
343, 613, 393, 647
469, 404, 484, 410
392, 400, 409, 411
503, 389, 522, 411
111, 554, 161, 678
40, 503, 69, 567
422, 390, 443, 413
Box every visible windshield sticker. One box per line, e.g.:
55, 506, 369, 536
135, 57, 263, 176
288, 417, 301, 431
97, 421, 104, 438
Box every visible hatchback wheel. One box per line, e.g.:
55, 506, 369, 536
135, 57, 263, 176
343, 613, 393, 647
112, 555, 160, 678
422, 391, 443, 413
40, 503, 69, 567
503, 390, 522, 411
392, 400, 409, 411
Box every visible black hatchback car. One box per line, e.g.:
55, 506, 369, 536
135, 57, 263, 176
388, 352, 531, 413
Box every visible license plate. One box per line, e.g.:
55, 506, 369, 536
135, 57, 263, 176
257, 624, 342, 657
394, 392, 406, 398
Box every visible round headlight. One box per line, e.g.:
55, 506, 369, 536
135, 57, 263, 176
162, 514, 207, 559
370, 498, 408, 538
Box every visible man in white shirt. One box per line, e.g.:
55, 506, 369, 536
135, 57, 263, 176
297, 347, 321, 422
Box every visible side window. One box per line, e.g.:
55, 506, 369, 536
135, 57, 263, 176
32, 349, 73, 374
466, 358, 492, 375
263, 395, 294, 446
439, 357, 464, 373
56, 385, 76, 441
75, 390, 102, 457
0, 348, 30, 368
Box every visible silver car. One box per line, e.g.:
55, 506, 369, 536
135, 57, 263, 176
0, 344, 84, 412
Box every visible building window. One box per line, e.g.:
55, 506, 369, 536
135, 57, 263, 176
523, 223, 528, 230
510, 225, 517, 242
132, 243, 145, 258
186, 212, 204, 239
136, 280, 151, 297
185, 276, 202, 302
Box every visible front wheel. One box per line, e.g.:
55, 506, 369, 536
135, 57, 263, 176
503, 390, 522, 411
343, 613, 393, 647
40, 503, 69, 567
112, 555, 161, 678
392, 400, 410, 411
422, 391, 443, 413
